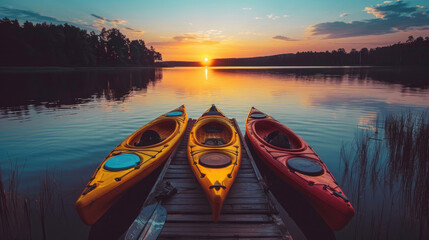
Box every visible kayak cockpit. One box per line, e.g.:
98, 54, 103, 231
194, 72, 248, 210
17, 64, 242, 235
254, 120, 304, 150
127, 119, 177, 147
195, 121, 233, 146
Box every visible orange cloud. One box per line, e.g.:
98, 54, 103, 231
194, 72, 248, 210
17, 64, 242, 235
364, 6, 387, 18
150, 30, 225, 47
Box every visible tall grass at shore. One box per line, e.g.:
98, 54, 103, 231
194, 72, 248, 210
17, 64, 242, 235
384, 112, 429, 235
0, 167, 68, 240
339, 111, 429, 239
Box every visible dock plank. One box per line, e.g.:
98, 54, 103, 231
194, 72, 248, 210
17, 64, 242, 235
166, 214, 273, 223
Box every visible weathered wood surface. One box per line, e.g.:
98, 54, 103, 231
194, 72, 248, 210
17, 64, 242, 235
136, 118, 292, 239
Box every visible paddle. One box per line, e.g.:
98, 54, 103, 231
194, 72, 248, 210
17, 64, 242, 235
125, 181, 176, 240
125, 201, 167, 240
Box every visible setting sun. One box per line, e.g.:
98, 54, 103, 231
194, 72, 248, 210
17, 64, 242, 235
202, 57, 210, 66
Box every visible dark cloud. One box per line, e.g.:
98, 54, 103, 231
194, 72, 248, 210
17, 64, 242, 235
0, 6, 66, 24
90, 14, 106, 21
364, 1, 416, 18
90, 13, 126, 25
272, 35, 297, 41
123, 27, 143, 33
311, 1, 429, 38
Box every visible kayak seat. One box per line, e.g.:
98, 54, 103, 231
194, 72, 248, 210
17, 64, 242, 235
204, 124, 223, 133
135, 130, 162, 146
203, 138, 226, 146
264, 130, 291, 149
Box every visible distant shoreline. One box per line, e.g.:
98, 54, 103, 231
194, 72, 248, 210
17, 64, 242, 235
2, 65, 429, 73
0, 66, 159, 73
0, 65, 374, 73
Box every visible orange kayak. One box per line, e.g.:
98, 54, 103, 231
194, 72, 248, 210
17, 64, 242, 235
75, 105, 188, 225
245, 107, 354, 230
187, 105, 242, 222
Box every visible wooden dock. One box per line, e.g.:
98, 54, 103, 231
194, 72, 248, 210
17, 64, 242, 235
133, 118, 293, 239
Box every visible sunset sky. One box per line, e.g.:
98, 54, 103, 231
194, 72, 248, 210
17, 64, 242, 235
1, 0, 429, 61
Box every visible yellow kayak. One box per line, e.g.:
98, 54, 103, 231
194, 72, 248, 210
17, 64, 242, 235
187, 105, 242, 222
76, 105, 188, 225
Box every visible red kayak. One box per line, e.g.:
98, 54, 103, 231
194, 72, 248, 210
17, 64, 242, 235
245, 107, 354, 230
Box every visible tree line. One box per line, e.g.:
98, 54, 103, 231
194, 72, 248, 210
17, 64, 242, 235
211, 35, 429, 66
0, 18, 161, 67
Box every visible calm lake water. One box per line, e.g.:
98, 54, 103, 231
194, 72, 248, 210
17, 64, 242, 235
0, 66, 428, 239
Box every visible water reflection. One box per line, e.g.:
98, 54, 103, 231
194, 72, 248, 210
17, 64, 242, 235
161, 67, 429, 112
210, 66, 429, 88
0, 66, 428, 239
1, 67, 428, 118
0, 68, 162, 116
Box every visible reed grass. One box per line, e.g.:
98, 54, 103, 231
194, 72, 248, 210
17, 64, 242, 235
0, 167, 68, 240
339, 110, 429, 239
384, 111, 429, 235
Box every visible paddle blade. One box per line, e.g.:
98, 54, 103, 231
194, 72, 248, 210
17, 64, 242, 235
125, 202, 167, 240
125, 203, 157, 240
139, 204, 167, 240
